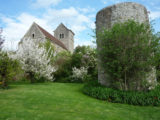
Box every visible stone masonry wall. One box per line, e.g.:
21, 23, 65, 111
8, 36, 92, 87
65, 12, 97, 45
23, 23, 46, 43
96, 2, 156, 89
54, 24, 74, 53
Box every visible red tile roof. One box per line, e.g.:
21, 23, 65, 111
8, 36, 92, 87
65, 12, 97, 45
36, 23, 68, 50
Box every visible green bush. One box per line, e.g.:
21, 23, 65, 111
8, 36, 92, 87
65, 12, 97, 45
28, 73, 49, 83
54, 46, 97, 83
155, 32, 160, 83
54, 51, 72, 82
0, 52, 22, 88
54, 68, 72, 83
97, 20, 160, 91
83, 81, 160, 106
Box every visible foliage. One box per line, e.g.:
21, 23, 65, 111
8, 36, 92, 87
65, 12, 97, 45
0, 52, 21, 88
74, 46, 97, 74
80, 46, 97, 80
71, 67, 88, 82
83, 81, 160, 106
72, 45, 97, 82
40, 39, 55, 64
54, 50, 72, 68
12, 38, 56, 83
54, 45, 97, 83
54, 51, 72, 82
0, 28, 4, 50
154, 32, 160, 83
97, 20, 160, 91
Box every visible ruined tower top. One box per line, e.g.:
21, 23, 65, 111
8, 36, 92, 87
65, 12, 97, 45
96, 2, 149, 32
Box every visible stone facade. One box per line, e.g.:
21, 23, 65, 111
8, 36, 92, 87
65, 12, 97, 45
19, 22, 74, 54
54, 23, 74, 53
96, 2, 156, 89
54, 44, 66, 54
96, 2, 149, 32
21, 22, 45, 44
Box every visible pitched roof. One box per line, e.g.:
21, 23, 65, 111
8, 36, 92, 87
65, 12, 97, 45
35, 23, 68, 50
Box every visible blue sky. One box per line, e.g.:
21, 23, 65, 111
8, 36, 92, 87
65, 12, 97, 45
0, 0, 160, 50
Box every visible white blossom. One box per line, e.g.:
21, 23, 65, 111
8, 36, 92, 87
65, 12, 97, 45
11, 37, 56, 81
72, 67, 88, 81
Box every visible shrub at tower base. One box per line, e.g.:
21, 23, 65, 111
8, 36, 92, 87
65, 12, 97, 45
83, 81, 160, 106
97, 20, 160, 91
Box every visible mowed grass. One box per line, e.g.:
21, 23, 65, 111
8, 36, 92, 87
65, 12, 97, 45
0, 83, 160, 120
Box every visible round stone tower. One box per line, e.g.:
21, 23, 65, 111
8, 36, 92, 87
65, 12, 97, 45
96, 2, 156, 90
96, 2, 149, 32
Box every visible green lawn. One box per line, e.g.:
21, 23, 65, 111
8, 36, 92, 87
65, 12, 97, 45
0, 83, 160, 120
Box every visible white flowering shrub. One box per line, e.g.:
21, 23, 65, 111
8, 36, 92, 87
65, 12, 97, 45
54, 45, 97, 83
72, 67, 88, 82
75, 46, 97, 81
12, 38, 56, 82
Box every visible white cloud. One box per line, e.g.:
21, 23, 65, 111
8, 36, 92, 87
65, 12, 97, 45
101, 0, 121, 5
3, 40, 19, 51
149, 11, 160, 20
32, 0, 61, 8
74, 38, 95, 47
1, 7, 95, 50
103, 1, 107, 4
1, 13, 52, 50
90, 22, 96, 29
43, 7, 94, 34
78, 7, 95, 13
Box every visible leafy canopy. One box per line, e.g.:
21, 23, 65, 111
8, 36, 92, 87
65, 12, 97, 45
97, 20, 160, 91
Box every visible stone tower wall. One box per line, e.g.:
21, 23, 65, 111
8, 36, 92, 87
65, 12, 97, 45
96, 2, 156, 89
68, 31, 74, 53
96, 2, 149, 32
54, 24, 74, 53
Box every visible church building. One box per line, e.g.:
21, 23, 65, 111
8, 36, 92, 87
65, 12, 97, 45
19, 22, 74, 53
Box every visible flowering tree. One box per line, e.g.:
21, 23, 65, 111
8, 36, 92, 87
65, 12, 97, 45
54, 45, 97, 83
13, 38, 56, 82
72, 66, 88, 82
73, 46, 97, 80
0, 28, 4, 50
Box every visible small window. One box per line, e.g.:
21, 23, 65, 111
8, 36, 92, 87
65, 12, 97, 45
62, 34, 64, 38
60, 34, 64, 39
32, 34, 35, 38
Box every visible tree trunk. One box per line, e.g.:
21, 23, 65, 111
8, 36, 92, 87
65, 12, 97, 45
28, 72, 35, 83
2, 77, 8, 89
